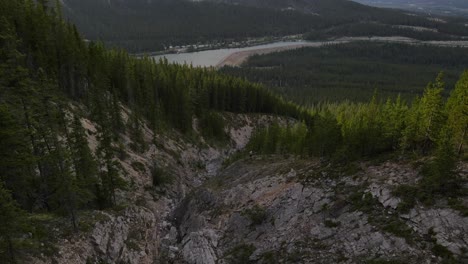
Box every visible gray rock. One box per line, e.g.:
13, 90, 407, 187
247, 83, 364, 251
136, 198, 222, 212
181, 230, 218, 264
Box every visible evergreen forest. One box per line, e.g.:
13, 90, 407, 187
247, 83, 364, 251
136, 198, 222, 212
61, 0, 468, 52
221, 42, 468, 104
0, 0, 466, 262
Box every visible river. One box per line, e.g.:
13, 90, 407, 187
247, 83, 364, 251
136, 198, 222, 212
152, 41, 313, 67
152, 38, 468, 68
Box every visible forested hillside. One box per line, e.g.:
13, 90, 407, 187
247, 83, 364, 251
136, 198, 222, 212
247, 72, 467, 159
354, 0, 468, 17
0, 1, 304, 261
241, 72, 468, 237
62, 0, 319, 52
221, 42, 468, 104
0, 0, 467, 263
61, 0, 468, 52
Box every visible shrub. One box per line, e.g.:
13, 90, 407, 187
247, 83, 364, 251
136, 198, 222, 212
131, 161, 146, 172
225, 243, 256, 264
151, 165, 172, 186
199, 112, 227, 141
324, 219, 341, 228
432, 243, 455, 261
242, 205, 267, 226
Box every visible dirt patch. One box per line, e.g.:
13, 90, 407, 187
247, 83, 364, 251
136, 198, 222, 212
216, 43, 341, 67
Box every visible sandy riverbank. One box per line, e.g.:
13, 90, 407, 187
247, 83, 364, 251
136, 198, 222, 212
216, 42, 345, 67
216, 37, 468, 67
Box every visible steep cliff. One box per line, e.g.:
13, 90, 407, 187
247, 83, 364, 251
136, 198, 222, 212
30, 112, 288, 264
165, 157, 468, 263
31, 112, 468, 264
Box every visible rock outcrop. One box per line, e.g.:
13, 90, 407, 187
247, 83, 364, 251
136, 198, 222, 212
162, 157, 468, 264
32, 113, 468, 264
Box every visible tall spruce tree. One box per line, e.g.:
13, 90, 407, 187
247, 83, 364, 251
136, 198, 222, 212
0, 182, 29, 263
446, 71, 468, 155
401, 73, 445, 153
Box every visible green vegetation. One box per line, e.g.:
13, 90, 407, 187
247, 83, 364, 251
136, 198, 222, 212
306, 22, 458, 41
248, 123, 310, 157
62, 0, 319, 52
260, 251, 280, 264
222, 151, 250, 168
425, 228, 457, 263
151, 165, 172, 187
249, 72, 467, 214
447, 198, 468, 217
221, 42, 468, 104
393, 75, 466, 210
225, 243, 256, 264
0, 183, 30, 262
348, 191, 415, 243
131, 161, 146, 172
199, 111, 227, 142
392, 184, 420, 213
432, 243, 455, 262
242, 204, 267, 226
0, 0, 308, 261
0, 0, 467, 262
349, 191, 380, 213
247, 72, 467, 164
61, 0, 468, 52
324, 219, 341, 228
364, 258, 407, 264
381, 219, 414, 242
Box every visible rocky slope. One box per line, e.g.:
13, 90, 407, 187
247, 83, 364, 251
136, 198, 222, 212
31, 112, 285, 264
163, 157, 468, 263
32, 113, 467, 264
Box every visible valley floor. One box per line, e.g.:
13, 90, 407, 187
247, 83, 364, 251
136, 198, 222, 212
213, 37, 468, 67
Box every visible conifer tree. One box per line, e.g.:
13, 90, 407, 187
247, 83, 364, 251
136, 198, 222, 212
420, 73, 446, 150
420, 126, 460, 202
0, 182, 29, 263
308, 112, 342, 157
57, 114, 99, 228
401, 73, 445, 153
446, 71, 468, 155
382, 95, 408, 150
128, 110, 147, 153
0, 105, 34, 209
69, 116, 98, 193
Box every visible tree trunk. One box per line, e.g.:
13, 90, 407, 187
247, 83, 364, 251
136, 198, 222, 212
22, 99, 49, 210
70, 206, 78, 232
7, 236, 16, 264
458, 125, 467, 155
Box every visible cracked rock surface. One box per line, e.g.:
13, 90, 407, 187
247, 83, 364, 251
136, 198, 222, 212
162, 157, 468, 264
31, 113, 467, 264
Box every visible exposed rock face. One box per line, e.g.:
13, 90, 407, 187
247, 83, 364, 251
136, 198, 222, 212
31, 113, 286, 264
32, 113, 467, 264
162, 157, 468, 264
32, 206, 158, 264
407, 209, 468, 255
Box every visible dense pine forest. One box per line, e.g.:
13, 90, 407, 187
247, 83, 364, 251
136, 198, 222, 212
0, 0, 467, 262
244, 71, 467, 217
221, 42, 468, 104
247, 72, 467, 159
305, 22, 464, 41
61, 0, 468, 52
354, 0, 468, 17
0, 0, 303, 261
62, 0, 320, 52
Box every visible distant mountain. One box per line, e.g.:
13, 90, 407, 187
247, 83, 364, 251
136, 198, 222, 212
208, 0, 378, 15
61, 0, 468, 52
352, 0, 468, 17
